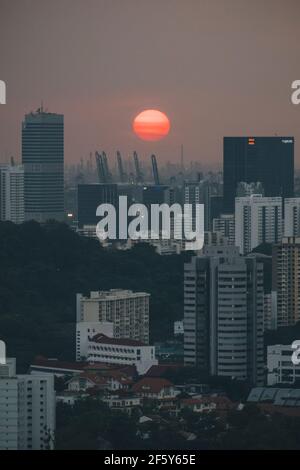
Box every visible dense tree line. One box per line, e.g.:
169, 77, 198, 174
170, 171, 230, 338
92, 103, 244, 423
0, 221, 188, 370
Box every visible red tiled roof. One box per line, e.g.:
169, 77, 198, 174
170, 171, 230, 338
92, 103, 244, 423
145, 364, 184, 377
91, 334, 145, 347
32, 357, 114, 372
132, 377, 174, 394
32, 357, 87, 371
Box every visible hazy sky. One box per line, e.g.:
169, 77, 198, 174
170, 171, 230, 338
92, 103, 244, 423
0, 0, 300, 167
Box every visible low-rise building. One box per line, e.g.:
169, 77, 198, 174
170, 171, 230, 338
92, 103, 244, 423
132, 377, 177, 400
103, 392, 142, 415
87, 334, 157, 375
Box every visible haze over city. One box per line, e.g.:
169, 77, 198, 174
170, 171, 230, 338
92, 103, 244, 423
1, 0, 300, 166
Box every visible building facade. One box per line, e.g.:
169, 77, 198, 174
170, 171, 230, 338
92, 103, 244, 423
76, 289, 150, 344
272, 237, 300, 326
284, 198, 300, 237
22, 108, 64, 222
235, 195, 282, 254
77, 183, 118, 229
87, 334, 157, 375
184, 246, 264, 385
0, 164, 24, 224
0, 358, 55, 450
212, 213, 235, 245
267, 344, 300, 386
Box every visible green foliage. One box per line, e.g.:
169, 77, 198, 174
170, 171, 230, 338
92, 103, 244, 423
55, 399, 139, 449
0, 221, 186, 371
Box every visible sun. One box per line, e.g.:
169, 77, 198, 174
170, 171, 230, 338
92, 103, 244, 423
133, 109, 170, 141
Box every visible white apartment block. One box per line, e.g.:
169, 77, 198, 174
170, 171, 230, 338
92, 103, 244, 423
212, 213, 235, 245
76, 321, 114, 361
284, 198, 300, 237
76, 289, 150, 344
0, 164, 24, 224
235, 195, 282, 254
87, 334, 157, 375
0, 358, 55, 450
267, 344, 300, 386
184, 246, 264, 385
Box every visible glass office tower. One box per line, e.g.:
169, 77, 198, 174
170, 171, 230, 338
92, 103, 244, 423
223, 137, 294, 213
22, 108, 64, 222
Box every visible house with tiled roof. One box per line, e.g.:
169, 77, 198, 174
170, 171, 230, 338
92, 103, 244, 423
132, 377, 177, 400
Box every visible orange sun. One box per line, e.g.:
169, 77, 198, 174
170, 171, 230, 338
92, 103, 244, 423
133, 109, 170, 141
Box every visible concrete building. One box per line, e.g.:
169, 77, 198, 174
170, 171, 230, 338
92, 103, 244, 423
267, 344, 300, 386
87, 334, 157, 375
184, 245, 264, 385
284, 198, 300, 237
212, 213, 235, 245
76, 321, 114, 361
0, 164, 24, 224
235, 195, 282, 254
22, 108, 64, 222
0, 358, 55, 450
76, 289, 150, 344
272, 237, 300, 326
263, 292, 277, 331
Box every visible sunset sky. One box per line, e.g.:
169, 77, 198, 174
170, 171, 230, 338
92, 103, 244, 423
0, 0, 300, 167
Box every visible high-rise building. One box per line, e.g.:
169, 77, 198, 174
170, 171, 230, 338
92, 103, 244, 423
263, 292, 277, 331
284, 198, 300, 237
77, 183, 118, 228
22, 108, 64, 222
223, 137, 294, 213
76, 289, 150, 344
235, 195, 282, 254
0, 164, 24, 224
272, 237, 300, 327
0, 357, 55, 450
184, 246, 264, 385
212, 213, 235, 245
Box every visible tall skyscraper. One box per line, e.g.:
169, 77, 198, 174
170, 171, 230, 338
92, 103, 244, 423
0, 164, 24, 224
272, 237, 300, 327
184, 246, 264, 385
22, 108, 64, 222
223, 137, 294, 213
235, 195, 282, 254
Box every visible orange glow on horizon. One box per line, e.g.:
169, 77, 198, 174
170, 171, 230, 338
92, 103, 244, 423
133, 109, 170, 141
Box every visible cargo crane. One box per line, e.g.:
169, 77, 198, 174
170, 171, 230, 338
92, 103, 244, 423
95, 151, 106, 183
116, 151, 127, 182
102, 151, 112, 182
133, 151, 143, 183
151, 154, 160, 185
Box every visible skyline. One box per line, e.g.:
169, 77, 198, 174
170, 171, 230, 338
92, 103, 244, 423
0, 0, 300, 167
